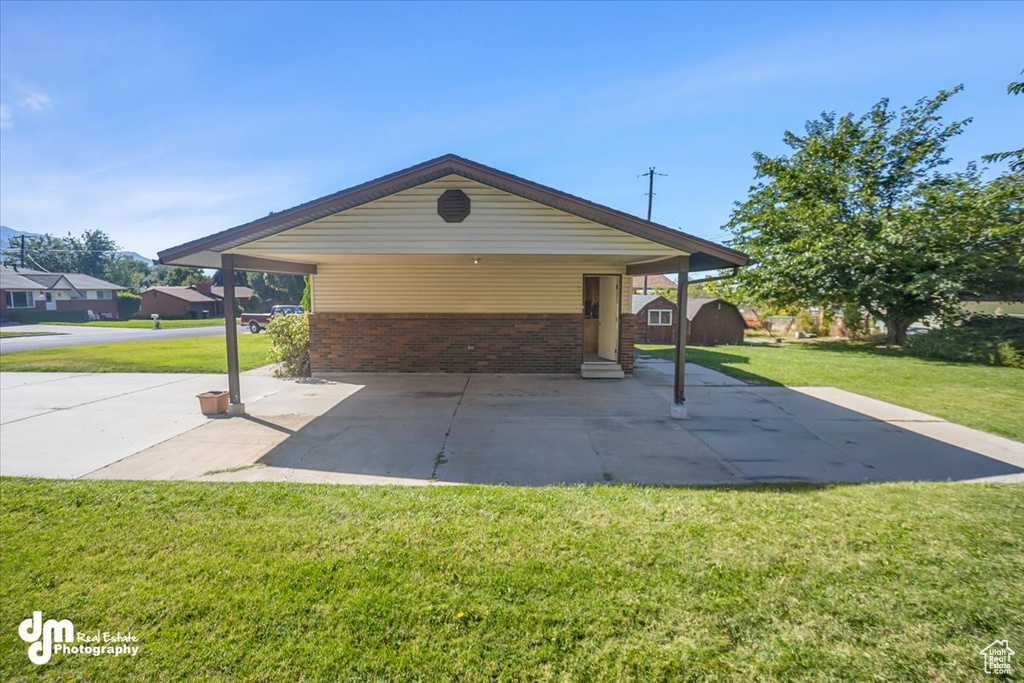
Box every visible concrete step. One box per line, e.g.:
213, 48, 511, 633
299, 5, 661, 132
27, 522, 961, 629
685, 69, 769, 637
580, 362, 625, 379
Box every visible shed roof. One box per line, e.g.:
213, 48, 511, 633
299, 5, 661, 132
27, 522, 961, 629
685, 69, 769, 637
632, 294, 677, 314
158, 154, 749, 272
686, 297, 738, 321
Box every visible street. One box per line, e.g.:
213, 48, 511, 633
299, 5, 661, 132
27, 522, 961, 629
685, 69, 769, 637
0, 323, 248, 354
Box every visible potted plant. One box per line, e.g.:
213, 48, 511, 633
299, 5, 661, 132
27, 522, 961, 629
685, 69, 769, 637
196, 390, 229, 416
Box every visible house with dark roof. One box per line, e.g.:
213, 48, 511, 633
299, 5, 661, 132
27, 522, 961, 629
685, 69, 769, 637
139, 283, 255, 319
1, 265, 123, 320
156, 154, 748, 413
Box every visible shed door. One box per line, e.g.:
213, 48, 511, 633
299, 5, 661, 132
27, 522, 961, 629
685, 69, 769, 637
598, 276, 619, 361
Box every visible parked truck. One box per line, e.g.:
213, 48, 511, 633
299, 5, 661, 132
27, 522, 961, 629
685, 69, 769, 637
240, 305, 304, 333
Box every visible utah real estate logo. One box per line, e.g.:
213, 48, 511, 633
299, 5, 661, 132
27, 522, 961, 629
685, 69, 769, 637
980, 640, 1015, 675
18, 611, 139, 665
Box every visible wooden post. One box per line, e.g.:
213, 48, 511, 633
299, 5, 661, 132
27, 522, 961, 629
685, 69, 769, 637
672, 258, 690, 419
222, 254, 244, 415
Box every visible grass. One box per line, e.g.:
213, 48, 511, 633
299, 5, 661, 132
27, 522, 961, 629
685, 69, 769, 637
41, 318, 234, 329
1, 479, 1021, 682
0, 331, 62, 338
0, 334, 272, 373
639, 342, 1024, 442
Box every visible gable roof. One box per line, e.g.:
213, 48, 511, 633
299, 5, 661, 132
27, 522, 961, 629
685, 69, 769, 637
0, 266, 46, 290
145, 286, 219, 303
633, 274, 677, 291
158, 154, 748, 272
145, 285, 256, 303
632, 294, 676, 314
0, 266, 123, 292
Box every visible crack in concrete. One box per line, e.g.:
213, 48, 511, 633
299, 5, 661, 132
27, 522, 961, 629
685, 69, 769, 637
431, 375, 471, 480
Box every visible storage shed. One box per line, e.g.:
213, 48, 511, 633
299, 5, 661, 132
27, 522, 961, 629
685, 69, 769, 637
687, 298, 746, 345
633, 294, 678, 343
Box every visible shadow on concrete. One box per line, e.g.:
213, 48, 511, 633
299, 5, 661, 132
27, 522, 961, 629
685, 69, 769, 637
250, 373, 1023, 486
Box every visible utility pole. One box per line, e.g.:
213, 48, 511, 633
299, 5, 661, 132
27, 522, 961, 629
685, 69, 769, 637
638, 167, 668, 293
19, 235, 27, 269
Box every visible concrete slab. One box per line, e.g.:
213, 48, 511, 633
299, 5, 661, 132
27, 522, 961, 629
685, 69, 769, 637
1, 370, 289, 478
8, 363, 1022, 487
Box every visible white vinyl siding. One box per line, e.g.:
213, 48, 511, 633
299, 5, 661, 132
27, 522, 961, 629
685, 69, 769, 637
648, 309, 673, 326
5, 291, 35, 308
233, 177, 684, 259
312, 261, 629, 314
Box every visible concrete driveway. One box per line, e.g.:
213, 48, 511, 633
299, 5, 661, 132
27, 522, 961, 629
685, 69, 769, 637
0, 322, 232, 354
10, 361, 1008, 486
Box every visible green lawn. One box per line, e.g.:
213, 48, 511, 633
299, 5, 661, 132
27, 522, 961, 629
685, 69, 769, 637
0, 331, 62, 338
638, 342, 1024, 442
1, 479, 1020, 681
42, 318, 234, 329
0, 334, 271, 373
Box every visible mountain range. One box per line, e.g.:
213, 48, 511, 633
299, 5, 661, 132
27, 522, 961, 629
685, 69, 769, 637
0, 225, 153, 264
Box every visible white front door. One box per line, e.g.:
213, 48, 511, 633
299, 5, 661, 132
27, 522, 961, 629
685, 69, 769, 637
44, 293, 56, 311
597, 276, 619, 361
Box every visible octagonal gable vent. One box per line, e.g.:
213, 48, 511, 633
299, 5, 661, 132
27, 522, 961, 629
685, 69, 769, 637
437, 189, 471, 223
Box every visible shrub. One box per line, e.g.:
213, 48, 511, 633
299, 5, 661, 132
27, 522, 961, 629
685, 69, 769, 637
266, 312, 310, 377
117, 291, 141, 319
904, 315, 1024, 368
795, 310, 820, 336
7, 309, 88, 323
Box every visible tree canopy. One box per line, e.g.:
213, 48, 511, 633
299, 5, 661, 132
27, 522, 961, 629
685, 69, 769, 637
723, 85, 1024, 344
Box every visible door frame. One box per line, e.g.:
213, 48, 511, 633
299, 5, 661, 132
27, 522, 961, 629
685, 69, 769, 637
581, 273, 623, 364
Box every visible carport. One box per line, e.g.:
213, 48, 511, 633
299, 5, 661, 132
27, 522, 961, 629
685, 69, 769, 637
155, 155, 749, 418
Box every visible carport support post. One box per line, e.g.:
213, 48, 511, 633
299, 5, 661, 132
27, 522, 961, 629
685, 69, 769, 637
222, 254, 245, 416
672, 258, 689, 419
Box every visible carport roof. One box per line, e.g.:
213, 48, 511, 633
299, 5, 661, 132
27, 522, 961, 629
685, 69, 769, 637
158, 154, 749, 272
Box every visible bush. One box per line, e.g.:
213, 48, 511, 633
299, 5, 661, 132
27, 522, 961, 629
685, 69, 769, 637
904, 316, 1024, 368
7, 309, 88, 323
117, 291, 141, 319
266, 312, 310, 377
795, 310, 820, 336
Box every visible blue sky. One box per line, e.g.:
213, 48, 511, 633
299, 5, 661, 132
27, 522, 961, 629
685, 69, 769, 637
1, 1, 1021, 259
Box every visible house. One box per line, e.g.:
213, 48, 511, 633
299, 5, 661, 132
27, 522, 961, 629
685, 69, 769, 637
140, 283, 255, 319
686, 298, 746, 345
157, 154, 748, 414
1, 265, 123, 321
632, 274, 677, 294
633, 294, 678, 343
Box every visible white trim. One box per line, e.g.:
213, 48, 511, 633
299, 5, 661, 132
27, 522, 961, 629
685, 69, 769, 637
5, 290, 36, 309
648, 308, 672, 326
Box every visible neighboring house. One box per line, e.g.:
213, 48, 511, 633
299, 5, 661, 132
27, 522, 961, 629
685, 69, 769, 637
1, 265, 123, 320
687, 298, 746, 345
632, 274, 677, 294
139, 283, 255, 319
157, 154, 747, 379
633, 294, 678, 344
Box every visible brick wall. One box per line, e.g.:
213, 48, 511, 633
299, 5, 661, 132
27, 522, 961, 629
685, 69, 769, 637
619, 313, 636, 375
310, 313, 584, 374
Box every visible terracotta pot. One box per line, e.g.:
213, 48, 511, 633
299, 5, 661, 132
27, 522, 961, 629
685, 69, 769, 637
197, 391, 229, 416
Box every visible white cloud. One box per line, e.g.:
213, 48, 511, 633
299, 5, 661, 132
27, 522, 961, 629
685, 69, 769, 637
19, 91, 53, 112
0, 105, 11, 129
